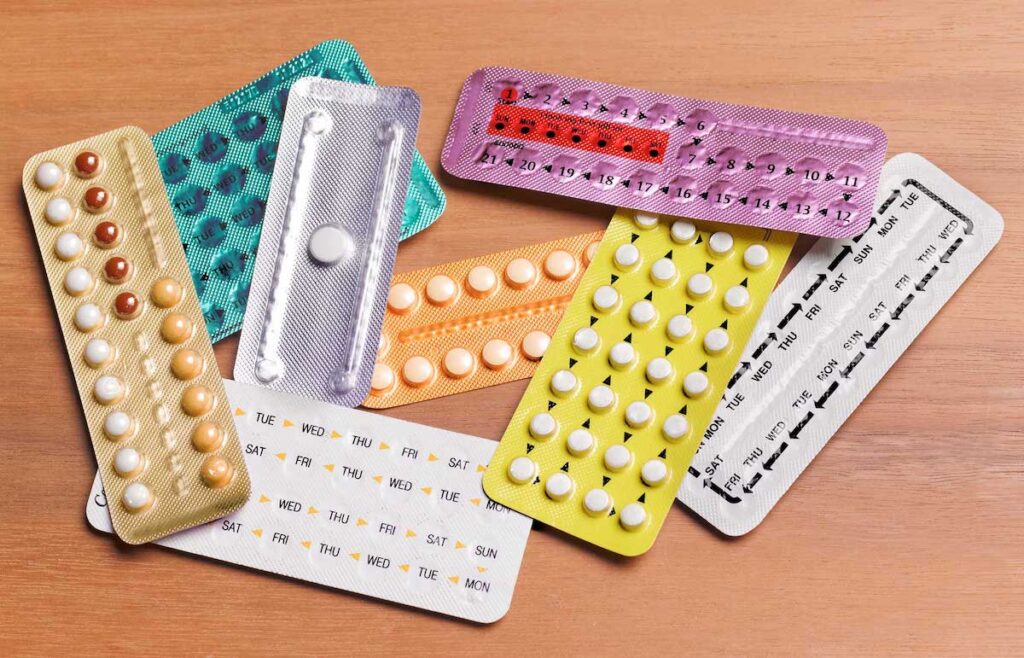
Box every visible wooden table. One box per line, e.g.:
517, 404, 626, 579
2, 1, 1021, 655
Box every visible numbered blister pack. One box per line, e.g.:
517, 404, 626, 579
87, 379, 531, 623
156, 40, 445, 342
364, 231, 604, 408
23, 127, 250, 544
679, 153, 1003, 536
482, 209, 795, 555
443, 67, 886, 239
236, 79, 420, 408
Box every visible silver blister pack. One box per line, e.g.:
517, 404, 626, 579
236, 78, 420, 406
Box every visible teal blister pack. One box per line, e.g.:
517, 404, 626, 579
153, 40, 446, 341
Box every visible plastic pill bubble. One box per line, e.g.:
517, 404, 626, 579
724, 285, 750, 313
64, 267, 94, 296
402, 356, 434, 387
114, 447, 144, 477
74, 151, 103, 178
614, 243, 640, 270
704, 327, 730, 354
122, 483, 153, 513
504, 258, 537, 289
160, 314, 193, 344
603, 444, 632, 471
662, 414, 690, 442
192, 421, 224, 453
687, 273, 713, 298
649, 258, 677, 286
426, 274, 458, 306
683, 371, 710, 398
587, 385, 616, 413
307, 224, 353, 265
83, 186, 112, 213
566, 429, 595, 456
744, 244, 770, 270
200, 455, 235, 488
640, 459, 669, 487
45, 197, 73, 225
645, 357, 674, 384
619, 502, 647, 530
94, 376, 124, 405
625, 401, 653, 428
151, 278, 183, 308
670, 221, 697, 244
634, 211, 659, 229
708, 231, 734, 257
74, 303, 104, 332
170, 349, 204, 380
35, 162, 64, 190
442, 348, 475, 378
181, 385, 214, 417
544, 250, 577, 280
584, 240, 600, 265
666, 314, 693, 342
629, 300, 657, 327
583, 488, 612, 516
507, 456, 537, 484
466, 265, 497, 297
482, 339, 514, 370
387, 283, 418, 314
521, 330, 550, 361
545, 473, 575, 501
370, 363, 396, 394
55, 232, 84, 261
103, 411, 134, 440
592, 285, 619, 312
608, 341, 636, 370
550, 369, 578, 397
572, 327, 600, 354
84, 338, 113, 368
529, 412, 558, 440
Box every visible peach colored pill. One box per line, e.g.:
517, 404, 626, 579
191, 422, 224, 453
504, 258, 537, 289
521, 330, 550, 361
161, 313, 193, 344
387, 282, 418, 314
151, 277, 182, 308
200, 455, 234, 488
443, 348, 475, 379
402, 356, 434, 387
466, 265, 497, 297
425, 274, 458, 306
370, 363, 396, 395
482, 339, 514, 370
170, 349, 204, 380
181, 385, 214, 417
543, 250, 577, 281
583, 240, 601, 266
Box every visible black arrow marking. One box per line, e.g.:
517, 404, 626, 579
679, 405, 688, 415
589, 315, 598, 326
777, 303, 802, 330
598, 104, 608, 113
827, 245, 853, 271
610, 274, 619, 284
728, 361, 751, 389
665, 346, 674, 356
603, 375, 612, 385
560, 462, 569, 472
904, 179, 974, 234
644, 291, 653, 301
825, 172, 835, 181
660, 186, 670, 194
891, 293, 915, 320
685, 304, 694, 315
803, 273, 826, 301
778, 201, 789, 211
745, 162, 756, 170
740, 277, 749, 287
526, 443, 535, 453
623, 432, 633, 442
582, 172, 591, 180
704, 479, 741, 504
644, 388, 653, 399
609, 507, 615, 516
699, 362, 709, 372
658, 448, 667, 459
533, 476, 541, 484
624, 333, 633, 343
841, 352, 864, 378
637, 493, 646, 503
699, 191, 709, 200
688, 466, 701, 478
763, 442, 789, 470
785, 167, 795, 176
692, 137, 703, 145
705, 262, 714, 272
569, 358, 577, 368
631, 232, 640, 243
742, 472, 762, 494
720, 319, 729, 329
842, 193, 853, 202
752, 332, 777, 359
876, 188, 901, 216
705, 157, 717, 166
814, 382, 838, 410
852, 217, 878, 244
547, 400, 557, 410
560, 97, 570, 105
818, 208, 828, 216
602, 476, 611, 486
542, 164, 553, 172
620, 180, 631, 188
738, 196, 748, 205
789, 412, 814, 438
695, 235, 703, 245
916, 265, 939, 291
940, 237, 963, 263
866, 323, 890, 349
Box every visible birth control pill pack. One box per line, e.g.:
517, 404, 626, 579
679, 153, 1003, 536
23, 127, 250, 544
156, 40, 446, 342
363, 231, 605, 408
86, 379, 532, 623
443, 67, 886, 239
236, 79, 420, 408
482, 208, 795, 555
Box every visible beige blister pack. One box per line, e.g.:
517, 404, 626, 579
364, 231, 604, 408
23, 127, 251, 544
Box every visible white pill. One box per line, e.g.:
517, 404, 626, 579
634, 211, 659, 229
620, 502, 647, 530
550, 369, 578, 397
34, 161, 63, 190
724, 285, 750, 312
608, 341, 636, 370
708, 231, 734, 256
55, 232, 84, 261
122, 482, 152, 512
103, 410, 133, 440
670, 221, 697, 243
614, 243, 640, 270
641, 459, 669, 487
74, 303, 103, 332
583, 488, 612, 515
592, 285, 619, 312
744, 244, 770, 270
604, 444, 632, 471
666, 314, 694, 342
529, 412, 558, 440
572, 327, 600, 353
64, 266, 93, 296
84, 338, 112, 368
94, 375, 124, 405
683, 371, 710, 398
507, 457, 537, 484
307, 224, 352, 265
566, 429, 595, 456
625, 401, 653, 428
645, 357, 674, 384
587, 385, 616, 413
650, 258, 677, 286
687, 273, 713, 298
662, 414, 690, 442
545, 472, 575, 501
113, 447, 143, 477
45, 197, 74, 225
628, 300, 657, 327
704, 327, 730, 354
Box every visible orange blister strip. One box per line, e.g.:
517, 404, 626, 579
362, 231, 605, 408
22, 127, 250, 544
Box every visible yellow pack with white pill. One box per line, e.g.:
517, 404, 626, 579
482, 208, 794, 554
23, 126, 251, 544
363, 231, 604, 408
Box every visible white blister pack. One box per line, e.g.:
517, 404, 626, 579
235, 78, 420, 407
679, 153, 1003, 536
86, 379, 532, 623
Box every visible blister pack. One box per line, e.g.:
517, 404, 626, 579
156, 40, 445, 342
363, 231, 605, 408
443, 67, 886, 239
86, 379, 532, 623
679, 153, 1003, 536
482, 209, 795, 554
23, 127, 250, 544
235, 79, 420, 408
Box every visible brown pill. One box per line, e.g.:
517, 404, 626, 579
94, 221, 120, 248
83, 186, 112, 213
191, 421, 224, 453
161, 313, 193, 344
170, 349, 204, 380
114, 292, 142, 320
200, 455, 234, 489
150, 277, 182, 308
74, 151, 102, 178
103, 256, 131, 283
181, 385, 214, 417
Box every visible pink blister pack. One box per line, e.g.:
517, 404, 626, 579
442, 68, 888, 238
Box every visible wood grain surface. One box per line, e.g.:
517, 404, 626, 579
1, 1, 1021, 655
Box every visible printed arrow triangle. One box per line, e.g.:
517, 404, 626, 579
602, 476, 611, 486
631, 233, 639, 243
252, 529, 263, 538
705, 262, 714, 272
638, 493, 646, 503
301, 540, 311, 549
560, 462, 569, 472
258, 494, 270, 503
603, 375, 612, 385
700, 362, 709, 372
582, 418, 591, 428
644, 291, 653, 301
234, 407, 246, 416
283, 419, 294, 428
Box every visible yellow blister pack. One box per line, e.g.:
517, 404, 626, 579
482, 208, 794, 554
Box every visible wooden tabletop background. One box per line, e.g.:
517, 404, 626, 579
2, 1, 1021, 655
